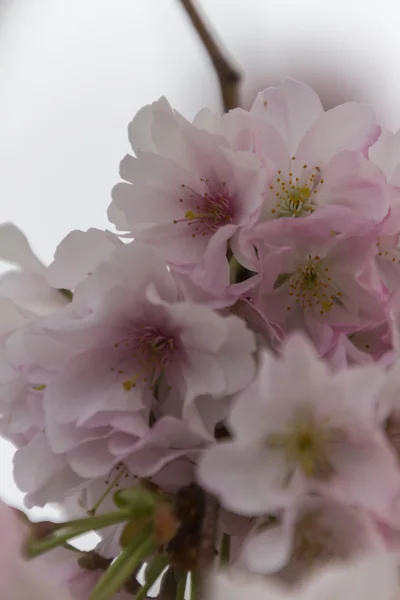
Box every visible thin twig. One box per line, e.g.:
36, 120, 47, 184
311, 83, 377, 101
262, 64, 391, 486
179, 0, 241, 111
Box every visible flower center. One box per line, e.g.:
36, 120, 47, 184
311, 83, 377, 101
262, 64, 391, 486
275, 256, 342, 315
266, 407, 345, 479
173, 178, 234, 237
268, 160, 323, 218
111, 325, 176, 391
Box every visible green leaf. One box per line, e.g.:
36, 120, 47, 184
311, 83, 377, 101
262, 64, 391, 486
26, 510, 132, 558
113, 486, 157, 514
88, 528, 156, 600
133, 554, 169, 600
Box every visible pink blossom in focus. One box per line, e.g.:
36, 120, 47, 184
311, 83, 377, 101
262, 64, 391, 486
109, 98, 267, 295
247, 220, 387, 354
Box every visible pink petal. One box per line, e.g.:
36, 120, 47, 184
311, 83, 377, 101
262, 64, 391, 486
46, 229, 120, 290
198, 442, 288, 516
67, 439, 116, 478
0, 222, 45, 274
297, 101, 379, 166
242, 523, 293, 574
251, 78, 324, 155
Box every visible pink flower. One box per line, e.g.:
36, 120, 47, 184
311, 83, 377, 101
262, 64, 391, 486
5, 241, 255, 503
109, 97, 266, 294
223, 79, 387, 236
198, 334, 400, 519
240, 496, 384, 580
247, 220, 387, 353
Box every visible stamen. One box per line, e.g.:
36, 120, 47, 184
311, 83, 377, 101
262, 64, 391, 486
112, 325, 176, 392
173, 179, 234, 237
267, 161, 322, 218
377, 238, 400, 264
278, 258, 342, 314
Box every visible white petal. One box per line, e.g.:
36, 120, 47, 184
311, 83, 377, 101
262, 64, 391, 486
67, 439, 115, 478
299, 554, 400, 600
46, 228, 120, 290
297, 101, 379, 165
206, 570, 290, 600
242, 524, 293, 574
251, 78, 323, 155
369, 128, 400, 183
198, 442, 288, 515
0, 272, 68, 315
0, 222, 45, 273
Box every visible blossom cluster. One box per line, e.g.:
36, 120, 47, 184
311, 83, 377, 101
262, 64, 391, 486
3, 78, 400, 598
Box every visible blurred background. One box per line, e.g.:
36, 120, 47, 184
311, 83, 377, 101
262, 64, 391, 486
0, 0, 399, 517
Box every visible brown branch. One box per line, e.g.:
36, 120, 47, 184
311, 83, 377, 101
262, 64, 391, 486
198, 493, 219, 569
196, 493, 220, 599
179, 0, 241, 112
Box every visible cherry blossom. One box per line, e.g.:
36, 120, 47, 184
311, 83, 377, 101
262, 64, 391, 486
240, 496, 384, 579
220, 79, 389, 237
109, 97, 267, 295
4, 78, 400, 600
198, 334, 400, 518
4, 241, 255, 506
247, 220, 387, 353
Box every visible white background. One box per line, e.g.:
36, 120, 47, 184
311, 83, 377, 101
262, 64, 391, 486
0, 0, 400, 517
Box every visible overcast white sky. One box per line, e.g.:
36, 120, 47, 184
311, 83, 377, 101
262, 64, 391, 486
1, 0, 400, 517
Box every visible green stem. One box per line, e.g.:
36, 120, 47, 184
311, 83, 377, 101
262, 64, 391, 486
220, 534, 230, 566
133, 555, 169, 600
190, 571, 198, 600
88, 465, 127, 515
26, 510, 132, 558
89, 529, 155, 600
176, 572, 187, 600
